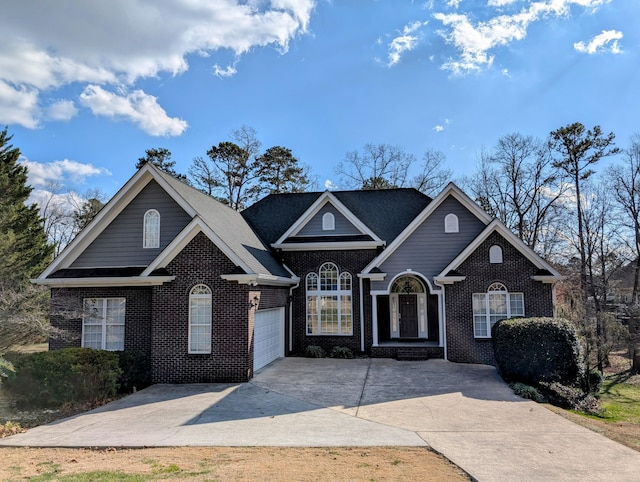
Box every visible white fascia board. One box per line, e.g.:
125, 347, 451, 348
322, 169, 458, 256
274, 191, 383, 245
272, 241, 383, 251
532, 275, 566, 283
435, 219, 563, 279
39, 164, 197, 279
220, 273, 299, 286
433, 276, 467, 285
362, 182, 492, 274
142, 217, 252, 275
357, 272, 387, 281
31, 276, 175, 288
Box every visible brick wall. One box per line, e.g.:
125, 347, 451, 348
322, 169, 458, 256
152, 232, 248, 383
283, 249, 377, 355
445, 231, 554, 365
49, 287, 152, 355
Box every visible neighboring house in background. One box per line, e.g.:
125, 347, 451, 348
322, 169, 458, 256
34, 163, 564, 383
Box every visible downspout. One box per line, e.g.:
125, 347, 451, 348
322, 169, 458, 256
434, 279, 448, 361
359, 275, 365, 352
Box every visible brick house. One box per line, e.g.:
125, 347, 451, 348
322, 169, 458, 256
34, 163, 563, 382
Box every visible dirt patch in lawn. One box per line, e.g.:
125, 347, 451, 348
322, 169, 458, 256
0, 446, 470, 481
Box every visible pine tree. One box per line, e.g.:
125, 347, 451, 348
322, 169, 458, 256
0, 127, 53, 289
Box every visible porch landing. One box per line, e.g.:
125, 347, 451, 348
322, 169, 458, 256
371, 342, 444, 361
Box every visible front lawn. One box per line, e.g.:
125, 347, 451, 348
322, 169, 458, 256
546, 350, 640, 452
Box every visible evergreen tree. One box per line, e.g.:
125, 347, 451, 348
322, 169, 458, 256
136, 147, 188, 182
0, 127, 53, 289
253, 146, 309, 195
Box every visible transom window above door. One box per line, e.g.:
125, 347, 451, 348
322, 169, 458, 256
391, 275, 425, 294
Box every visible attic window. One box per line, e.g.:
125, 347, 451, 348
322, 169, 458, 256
143, 209, 160, 248
322, 212, 335, 231
489, 245, 503, 264
444, 213, 459, 233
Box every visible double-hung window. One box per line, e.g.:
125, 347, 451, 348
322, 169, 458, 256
82, 298, 126, 350
472, 283, 524, 338
306, 262, 352, 335
189, 284, 212, 354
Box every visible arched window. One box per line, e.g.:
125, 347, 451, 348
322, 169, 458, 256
189, 284, 212, 354
489, 245, 503, 264
143, 209, 160, 248
322, 212, 335, 231
306, 262, 352, 335
444, 213, 459, 233
472, 282, 524, 338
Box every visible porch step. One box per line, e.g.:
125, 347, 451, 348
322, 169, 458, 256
396, 347, 432, 361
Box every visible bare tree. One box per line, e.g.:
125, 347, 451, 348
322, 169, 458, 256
336, 143, 415, 190
608, 134, 640, 304
411, 149, 452, 196
465, 133, 565, 253
188, 155, 220, 196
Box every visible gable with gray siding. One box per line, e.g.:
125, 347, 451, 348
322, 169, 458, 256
372, 195, 487, 291
71, 180, 192, 268
296, 203, 362, 237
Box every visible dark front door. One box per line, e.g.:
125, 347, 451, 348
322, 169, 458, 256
399, 294, 418, 338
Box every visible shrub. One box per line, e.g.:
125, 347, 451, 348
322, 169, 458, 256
305, 345, 326, 358
539, 382, 602, 415
493, 317, 585, 387
584, 369, 603, 394
330, 346, 354, 359
3, 348, 122, 409
117, 350, 151, 394
510, 382, 546, 403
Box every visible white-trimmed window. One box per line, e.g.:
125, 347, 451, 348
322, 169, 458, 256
489, 245, 503, 264
322, 212, 335, 231
82, 298, 125, 351
189, 284, 212, 354
306, 262, 352, 335
472, 283, 524, 338
143, 209, 160, 248
444, 213, 459, 233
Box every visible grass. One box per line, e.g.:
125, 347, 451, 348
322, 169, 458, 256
598, 377, 640, 423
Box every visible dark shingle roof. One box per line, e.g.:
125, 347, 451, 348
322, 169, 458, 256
153, 167, 292, 279
242, 188, 432, 246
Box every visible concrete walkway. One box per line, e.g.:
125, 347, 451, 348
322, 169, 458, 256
2, 358, 639, 481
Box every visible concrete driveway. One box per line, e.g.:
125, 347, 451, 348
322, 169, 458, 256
2, 358, 639, 481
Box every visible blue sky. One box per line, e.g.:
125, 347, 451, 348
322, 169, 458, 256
1, 0, 637, 201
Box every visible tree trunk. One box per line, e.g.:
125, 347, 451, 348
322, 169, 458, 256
633, 344, 640, 374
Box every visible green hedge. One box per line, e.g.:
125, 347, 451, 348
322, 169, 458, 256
117, 350, 151, 394
492, 317, 585, 387
3, 348, 122, 408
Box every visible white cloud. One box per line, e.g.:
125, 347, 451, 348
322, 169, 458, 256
0, 80, 40, 128
213, 64, 238, 78
487, 0, 519, 6
574, 30, 623, 54
434, 0, 612, 75
324, 179, 337, 190
20, 158, 111, 187
433, 125, 445, 132
388, 21, 428, 66
0, 1, 314, 130
45, 100, 78, 121
79, 85, 188, 136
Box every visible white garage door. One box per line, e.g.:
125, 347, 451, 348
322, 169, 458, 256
254, 307, 285, 371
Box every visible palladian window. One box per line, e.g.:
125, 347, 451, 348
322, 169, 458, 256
472, 282, 524, 338
306, 262, 352, 335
